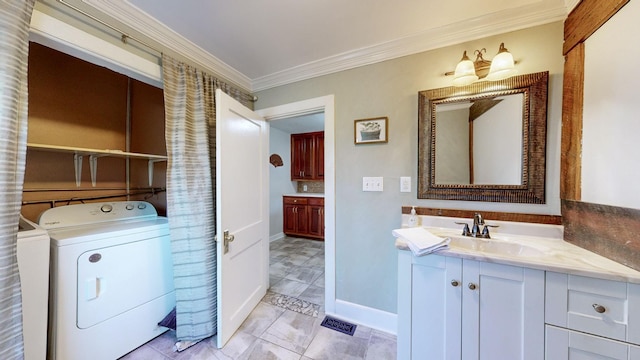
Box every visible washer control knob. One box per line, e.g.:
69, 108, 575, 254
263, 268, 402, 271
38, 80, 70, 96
137, 203, 147, 210
125, 204, 134, 210
100, 204, 113, 213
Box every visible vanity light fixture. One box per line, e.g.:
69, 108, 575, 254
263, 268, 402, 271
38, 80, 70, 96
449, 43, 516, 87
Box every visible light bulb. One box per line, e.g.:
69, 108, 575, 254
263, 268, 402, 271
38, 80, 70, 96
486, 43, 516, 81
452, 51, 478, 87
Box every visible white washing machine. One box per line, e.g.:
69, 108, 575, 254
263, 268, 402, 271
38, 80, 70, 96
17, 216, 50, 360
40, 201, 175, 360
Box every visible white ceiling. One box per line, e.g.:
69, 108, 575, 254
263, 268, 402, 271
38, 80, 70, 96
81, 0, 572, 91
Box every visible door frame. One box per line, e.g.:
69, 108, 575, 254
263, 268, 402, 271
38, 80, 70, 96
256, 95, 336, 315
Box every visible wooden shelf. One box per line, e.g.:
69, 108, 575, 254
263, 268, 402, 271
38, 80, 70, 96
27, 143, 167, 187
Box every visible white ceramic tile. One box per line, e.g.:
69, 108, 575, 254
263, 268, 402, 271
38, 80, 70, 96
304, 326, 369, 359
237, 338, 302, 360
239, 302, 286, 337
218, 331, 259, 359
365, 331, 397, 359
270, 278, 310, 298
312, 273, 325, 288
260, 310, 322, 354
285, 266, 323, 284
297, 285, 324, 306
119, 345, 169, 360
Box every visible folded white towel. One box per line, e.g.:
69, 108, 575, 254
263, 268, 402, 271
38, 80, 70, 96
392, 227, 450, 256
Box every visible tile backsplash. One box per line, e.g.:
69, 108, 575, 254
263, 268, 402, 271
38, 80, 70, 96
296, 181, 324, 194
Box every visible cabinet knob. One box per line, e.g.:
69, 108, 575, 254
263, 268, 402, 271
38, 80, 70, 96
451, 280, 459, 287
592, 304, 606, 314
468, 283, 477, 290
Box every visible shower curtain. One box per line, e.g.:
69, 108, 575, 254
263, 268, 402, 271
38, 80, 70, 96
0, 0, 36, 358
162, 54, 252, 342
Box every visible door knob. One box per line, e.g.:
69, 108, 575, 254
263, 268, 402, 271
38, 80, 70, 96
223, 230, 235, 254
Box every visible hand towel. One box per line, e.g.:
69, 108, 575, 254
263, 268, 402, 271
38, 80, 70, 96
392, 227, 450, 256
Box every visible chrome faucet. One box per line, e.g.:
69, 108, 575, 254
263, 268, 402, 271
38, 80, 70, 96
471, 213, 484, 237
455, 212, 498, 239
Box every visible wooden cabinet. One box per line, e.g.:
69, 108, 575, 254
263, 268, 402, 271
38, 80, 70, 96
398, 251, 545, 360
314, 132, 324, 179
291, 131, 324, 181
283, 197, 308, 236
308, 197, 324, 238
283, 196, 324, 240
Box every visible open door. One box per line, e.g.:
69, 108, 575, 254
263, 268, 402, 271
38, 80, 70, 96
215, 89, 269, 347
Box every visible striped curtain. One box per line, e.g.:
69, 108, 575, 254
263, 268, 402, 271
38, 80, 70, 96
162, 54, 252, 342
0, 0, 36, 358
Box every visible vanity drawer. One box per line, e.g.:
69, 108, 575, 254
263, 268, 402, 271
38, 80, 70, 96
546, 272, 640, 345
546, 325, 640, 359
307, 197, 324, 206
283, 196, 308, 205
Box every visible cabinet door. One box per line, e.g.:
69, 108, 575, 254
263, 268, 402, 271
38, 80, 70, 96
314, 132, 324, 179
404, 254, 463, 360
295, 205, 308, 234
546, 325, 637, 360
290, 134, 304, 180
291, 133, 314, 180
283, 204, 298, 234
462, 260, 544, 360
283, 204, 308, 236
308, 205, 324, 238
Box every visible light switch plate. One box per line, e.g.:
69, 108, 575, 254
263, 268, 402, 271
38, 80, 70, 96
363, 177, 383, 191
400, 176, 411, 192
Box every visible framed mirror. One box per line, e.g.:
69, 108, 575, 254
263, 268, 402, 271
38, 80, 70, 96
418, 71, 548, 203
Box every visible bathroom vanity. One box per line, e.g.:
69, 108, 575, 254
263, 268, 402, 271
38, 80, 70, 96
397, 216, 640, 360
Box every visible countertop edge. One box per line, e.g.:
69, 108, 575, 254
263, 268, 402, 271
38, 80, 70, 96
283, 193, 324, 198
395, 238, 640, 284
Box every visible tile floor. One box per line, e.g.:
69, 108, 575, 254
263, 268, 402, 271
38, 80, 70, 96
120, 236, 397, 360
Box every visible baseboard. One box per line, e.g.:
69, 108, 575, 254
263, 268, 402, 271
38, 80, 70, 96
270, 233, 285, 242
330, 299, 397, 336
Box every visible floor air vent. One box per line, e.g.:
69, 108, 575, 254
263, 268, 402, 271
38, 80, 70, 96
320, 316, 357, 336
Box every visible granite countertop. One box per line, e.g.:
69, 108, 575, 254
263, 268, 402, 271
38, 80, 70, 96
396, 225, 640, 284
283, 193, 324, 198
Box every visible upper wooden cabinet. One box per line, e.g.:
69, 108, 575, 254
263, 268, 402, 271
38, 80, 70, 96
291, 131, 324, 181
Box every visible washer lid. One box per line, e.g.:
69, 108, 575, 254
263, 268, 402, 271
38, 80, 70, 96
46, 217, 168, 247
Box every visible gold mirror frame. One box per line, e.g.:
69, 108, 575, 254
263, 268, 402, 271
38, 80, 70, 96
418, 71, 549, 203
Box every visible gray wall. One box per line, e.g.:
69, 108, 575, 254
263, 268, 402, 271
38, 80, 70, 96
256, 22, 565, 313
269, 127, 296, 239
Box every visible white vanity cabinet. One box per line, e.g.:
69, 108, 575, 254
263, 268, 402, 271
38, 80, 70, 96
545, 272, 640, 359
398, 251, 545, 360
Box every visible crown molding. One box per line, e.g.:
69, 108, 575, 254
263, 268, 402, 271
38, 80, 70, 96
252, 4, 568, 91
564, 0, 581, 12
81, 0, 252, 92
81, 0, 567, 93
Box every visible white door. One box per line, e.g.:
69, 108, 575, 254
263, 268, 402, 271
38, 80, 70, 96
215, 89, 269, 347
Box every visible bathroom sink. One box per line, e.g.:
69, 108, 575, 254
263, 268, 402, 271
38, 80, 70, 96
448, 236, 546, 257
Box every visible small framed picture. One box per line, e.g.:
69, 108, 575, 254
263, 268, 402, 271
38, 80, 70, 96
354, 117, 388, 144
